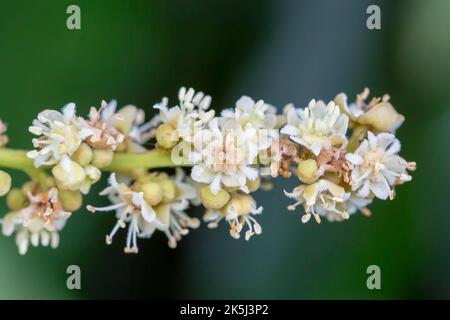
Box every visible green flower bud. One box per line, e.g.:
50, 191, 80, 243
52, 159, 86, 191
156, 123, 179, 149
296, 159, 319, 184
225, 193, 254, 216
21, 181, 35, 195
59, 190, 83, 212
160, 179, 177, 202
141, 182, 163, 206
0, 170, 11, 197
6, 188, 27, 211
246, 177, 261, 193
91, 149, 114, 168
72, 143, 94, 166
200, 186, 230, 210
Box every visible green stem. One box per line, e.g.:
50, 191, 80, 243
104, 148, 178, 171
0, 148, 180, 176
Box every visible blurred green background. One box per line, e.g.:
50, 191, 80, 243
0, 0, 449, 299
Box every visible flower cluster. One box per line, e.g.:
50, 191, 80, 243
0, 86, 416, 255
282, 89, 415, 223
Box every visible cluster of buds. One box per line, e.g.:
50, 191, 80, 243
0, 87, 416, 255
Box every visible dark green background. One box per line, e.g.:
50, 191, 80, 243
0, 0, 449, 299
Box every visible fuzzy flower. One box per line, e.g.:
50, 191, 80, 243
0, 119, 8, 147
27, 103, 93, 167
190, 118, 261, 195
285, 179, 350, 223
281, 99, 349, 156
87, 169, 199, 253
345, 131, 415, 200
1, 188, 71, 255
334, 88, 404, 132
204, 192, 263, 240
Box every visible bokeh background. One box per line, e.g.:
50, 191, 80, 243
0, 0, 449, 299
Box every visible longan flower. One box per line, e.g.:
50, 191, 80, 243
204, 192, 263, 240
345, 131, 415, 200
285, 179, 350, 223
1, 187, 71, 255
153, 87, 215, 149
190, 118, 261, 195
27, 103, 93, 167
82, 100, 125, 151
334, 88, 404, 132
281, 99, 349, 156
87, 169, 200, 253
221, 96, 277, 130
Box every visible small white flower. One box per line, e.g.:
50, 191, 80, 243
27, 103, 93, 167
345, 131, 414, 200
153, 87, 215, 143
190, 118, 260, 195
82, 100, 125, 150
285, 179, 350, 223
281, 99, 349, 156
1, 188, 71, 255
139, 169, 200, 249
204, 192, 263, 241
87, 169, 200, 253
335, 88, 404, 133
221, 96, 277, 130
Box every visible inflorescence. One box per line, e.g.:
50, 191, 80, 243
0, 87, 416, 254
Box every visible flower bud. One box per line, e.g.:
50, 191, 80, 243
79, 165, 102, 195
72, 143, 93, 166
59, 190, 83, 212
115, 105, 138, 134
156, 123, 179, 149
52, 158, 86, 191
0, 170, 12, 197
246, 177, 261, 193
6, 188, 27, 211
91, 149, 114, 168
200, 186, 230, 210
225, 193, 254, 216
296, 159, 319, 184
357, 102, 404, 132
160, 179, 177, 202
141, 182, 163, 206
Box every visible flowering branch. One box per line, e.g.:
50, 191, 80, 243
0, 87, 416, 255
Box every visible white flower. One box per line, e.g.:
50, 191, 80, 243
285, 179, 350, 223
87, 169, 200, 252
27, 103, 93, 167
281, 99, 349, 156
221, 96, 277, 130
334, 88, 404, 133
1, 188, 71, 255
345, 131, 415, 200
190, 118, 260, 195
153, 87, 215, 143
204, 192, 263, 240
139, 169, 200, 249
82, 100, 125, 150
